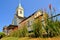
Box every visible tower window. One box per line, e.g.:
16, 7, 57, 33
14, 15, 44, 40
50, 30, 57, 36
20, 11, 22, 14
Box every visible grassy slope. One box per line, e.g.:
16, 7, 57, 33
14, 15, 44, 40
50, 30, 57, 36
1, 37, 60, 40
1, 37, 18, 40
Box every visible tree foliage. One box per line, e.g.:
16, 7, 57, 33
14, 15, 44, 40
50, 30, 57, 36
32, 18, 43, 37
0, 32, 5, 39
45, 19, 60, 37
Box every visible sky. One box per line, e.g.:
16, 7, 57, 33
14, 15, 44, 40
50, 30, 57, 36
0, 0, 60, 32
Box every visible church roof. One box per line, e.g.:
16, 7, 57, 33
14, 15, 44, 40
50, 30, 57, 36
19, 9, 43, 24
7, 25, 18, 30
17, 3, 23, 10
3, 25, 18, 30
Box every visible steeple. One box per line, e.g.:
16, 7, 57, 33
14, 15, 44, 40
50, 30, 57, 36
18, 0, 21, 8
17, 0, 23, 10
12, 0, 24, 25
19, 3, 21, 7
16, 0, 24, 17
18, 0, 23, 9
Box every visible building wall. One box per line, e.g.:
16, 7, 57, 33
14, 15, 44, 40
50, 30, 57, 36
3, 26, 18, 35
3, 27, 8, 35
12, 15, 24, 25
18, 10, 48, 31
7, 27, 18, 35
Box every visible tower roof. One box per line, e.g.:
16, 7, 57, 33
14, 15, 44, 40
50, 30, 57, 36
18, 3, 23, 10
19, 3, 21, 7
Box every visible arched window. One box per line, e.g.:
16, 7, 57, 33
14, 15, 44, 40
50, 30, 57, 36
20, 11, 22, 14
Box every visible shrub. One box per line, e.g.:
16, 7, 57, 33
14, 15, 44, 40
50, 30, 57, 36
9, 25, 28, 37
0, 32, 5, 39
45, 19, 60, 37
21, 26, 28, 37
32, 19, 43, 37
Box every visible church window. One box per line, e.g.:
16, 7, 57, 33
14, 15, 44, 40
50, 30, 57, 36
27, 21, 30, 27
27, 20, 33, 27
20, 11, 22, 14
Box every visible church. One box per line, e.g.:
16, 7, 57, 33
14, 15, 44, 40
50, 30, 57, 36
3, 3, 48, 35
3, 3, 25, 35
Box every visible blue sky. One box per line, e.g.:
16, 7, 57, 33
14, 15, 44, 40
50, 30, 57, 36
0, 0, 60, 32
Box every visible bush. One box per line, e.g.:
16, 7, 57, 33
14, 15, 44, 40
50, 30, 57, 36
28, 32, 35, 37
21, 26, 28, 37
9, 18, 60, 38
0, 32, 5, 39
32, 18, 60, 38
32, 19, 43, 37
9, 25, 28, 37
45, 19, 60, 37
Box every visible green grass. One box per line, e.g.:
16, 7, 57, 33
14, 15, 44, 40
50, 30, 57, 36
1, 36, 60, 40
1, 37, 29, 40
1, 37, 18, 40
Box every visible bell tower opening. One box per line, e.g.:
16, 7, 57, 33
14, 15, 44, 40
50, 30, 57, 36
16, 1, 24, 18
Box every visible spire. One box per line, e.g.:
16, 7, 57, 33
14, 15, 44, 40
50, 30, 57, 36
18, 0, 23, 9
19, 0, 21, 7
19, 3, 21, 7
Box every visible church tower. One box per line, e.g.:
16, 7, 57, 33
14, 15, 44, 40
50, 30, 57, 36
16, 3, 24, 17
12, 2, 25, 25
